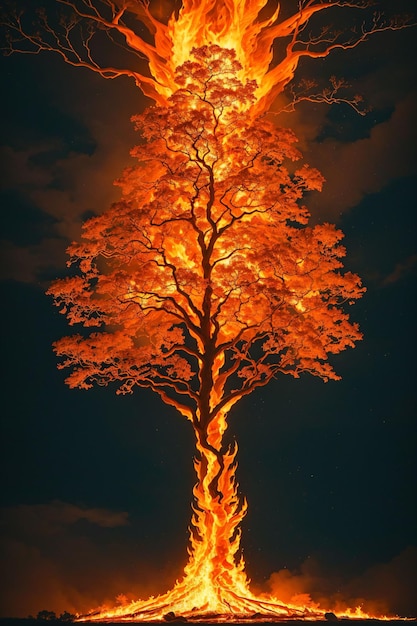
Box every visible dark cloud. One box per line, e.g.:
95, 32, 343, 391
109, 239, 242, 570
382, 254, 417, 287
0, 122, 135, 281
1, 501, 130, 533
306, 93, 417, 220
0, 238, 67, 284
1, 55, 145, 284
268, 20, 417, 224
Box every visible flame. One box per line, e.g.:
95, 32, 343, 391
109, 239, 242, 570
78, 417, 399, 621
133, 0, 322, 115
61, 1, 398, 622
78, 415, 324, 623
167, 0, 280, 106
78, 418, 398, 621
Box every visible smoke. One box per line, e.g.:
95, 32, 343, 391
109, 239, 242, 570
270, 88, 417, 224
258, 547, 417, 618
0, 66, 143, 285
305, 93, 417, 221
269, 27, 417, 224
0, 501, 180, 618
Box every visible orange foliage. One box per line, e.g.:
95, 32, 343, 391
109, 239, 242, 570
49, 48, 364, 410
47, 47, 365, 620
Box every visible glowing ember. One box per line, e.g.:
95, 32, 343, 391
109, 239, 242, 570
13, 0, 406, 621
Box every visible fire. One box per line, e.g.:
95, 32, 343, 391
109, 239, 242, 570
124, 0, 330, 116
79, 423, 325, 622
38, 0, 407, 622
78, 32, 351, 626
167, 0, 280, 108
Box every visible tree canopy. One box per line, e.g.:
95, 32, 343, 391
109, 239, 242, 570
48, 47, 365, 433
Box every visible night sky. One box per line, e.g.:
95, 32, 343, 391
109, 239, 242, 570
1, 0, 416, 619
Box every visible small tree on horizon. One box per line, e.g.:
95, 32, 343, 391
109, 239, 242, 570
36, 610, 57, 621
47, 48, 365, 602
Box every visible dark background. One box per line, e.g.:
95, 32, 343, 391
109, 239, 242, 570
1, 0, 416, 619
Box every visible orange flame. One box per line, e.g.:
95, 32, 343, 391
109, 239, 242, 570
79, 413, 397, 620
58, 1, 400, 622
78, 416, 323, 622
130, 0, 328, 115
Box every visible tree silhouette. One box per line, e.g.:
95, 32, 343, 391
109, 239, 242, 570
36, 610, 57, 621
59, 612, 76, 622
47, 47, 365, 614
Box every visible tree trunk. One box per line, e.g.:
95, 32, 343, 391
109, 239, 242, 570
183, 418, 249, 606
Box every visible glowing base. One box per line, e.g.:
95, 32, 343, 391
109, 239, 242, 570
78, 579, 326, 622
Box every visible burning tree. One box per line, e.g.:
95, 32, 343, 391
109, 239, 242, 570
46, 46, 365, 619
3, 0, 411, 621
